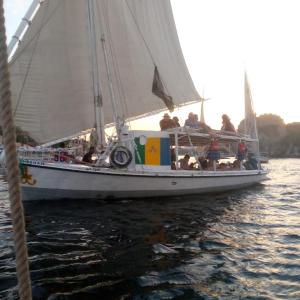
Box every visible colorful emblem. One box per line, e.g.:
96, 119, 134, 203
134, 137, 171, 166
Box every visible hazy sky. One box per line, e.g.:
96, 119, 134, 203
4, 0, 300, 130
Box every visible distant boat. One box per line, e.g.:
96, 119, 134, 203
7, 0, 267, 201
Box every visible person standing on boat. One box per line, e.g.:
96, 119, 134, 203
221, 114, 236, 132
82, 146, 95, 163
159, 113, 174, 130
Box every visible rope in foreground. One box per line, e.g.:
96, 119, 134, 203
0, 1, 32, 299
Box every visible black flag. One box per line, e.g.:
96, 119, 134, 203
152, 66, 174, 112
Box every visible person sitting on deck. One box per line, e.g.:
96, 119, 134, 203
244, 153, 259, 170
172, 116, 181, 127
184, 112, 198, 128
198, 120, 212, 133
159, 113, 174, 130
221, 114, 236, 132
232, 159, 241, 170
170, 148, 176, 170
178, 154, 191, 170
82, 146, 95, 163
198, 157, 208, 170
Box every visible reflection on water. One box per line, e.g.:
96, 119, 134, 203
0, 159, 300, 299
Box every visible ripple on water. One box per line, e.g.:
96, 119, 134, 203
0, 159, 300, 299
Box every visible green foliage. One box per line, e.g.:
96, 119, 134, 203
285, 122, 300, 147
0, 126, 37, 146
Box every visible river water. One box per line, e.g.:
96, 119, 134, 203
0, 159, 299, 299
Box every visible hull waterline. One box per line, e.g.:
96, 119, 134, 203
21, 163, 268, 201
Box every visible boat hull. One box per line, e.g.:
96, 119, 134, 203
20, 163, 268, 201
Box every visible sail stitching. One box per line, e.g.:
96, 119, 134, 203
96, 0, 129, 122
125, 0, 156, 66
103, 1, 128, 121
13, 0, 51, 117
125, 0, 174, 111
9, 1, 63, 65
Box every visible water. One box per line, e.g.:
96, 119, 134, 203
0, 159, 299, 299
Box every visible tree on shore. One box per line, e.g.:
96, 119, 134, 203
0, 126, 37, 146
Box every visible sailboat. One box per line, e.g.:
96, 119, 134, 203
8, 0, 267, 201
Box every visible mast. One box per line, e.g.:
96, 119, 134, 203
86, 0, 105, 147
200, 92, 210, 123
200, 99, 205, 123
101, 34, 123, 140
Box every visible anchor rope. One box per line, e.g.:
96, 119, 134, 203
0, 1, 32, 299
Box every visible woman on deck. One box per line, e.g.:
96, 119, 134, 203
221, 114, 236, 132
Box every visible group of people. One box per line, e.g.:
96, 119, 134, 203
178, 154, 213, 170
82, 113, 237, 165
184, 112, 212, 132
178, 154, 257, 171
159, 113, 180, 130
160, 112, 236, 133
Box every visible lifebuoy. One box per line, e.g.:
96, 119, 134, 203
110, 146, 132, 168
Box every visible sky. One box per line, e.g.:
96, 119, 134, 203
3, 0, 300, 130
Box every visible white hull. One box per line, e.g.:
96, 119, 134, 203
21, 163, 268, 201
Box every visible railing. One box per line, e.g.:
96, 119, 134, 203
17, 147, 81, 164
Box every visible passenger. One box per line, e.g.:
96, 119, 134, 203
185, 113, 211, 132
232, 159, 240, 169
159, 113, 174, 130
206, 139, 221, 161
218, 162, 228, 170
198, 157, 208, 170
172, 116, 181, 127
170, 148, 176, 170
179, 154, 191, 170
198, 121, 212, 133
191, 114, 200, 129
221, 114, 236, 132
237, 141, 247, 161
206, 159, 215, 170
184, 112, 198, 128
189, 162, 196, 169
82, 146, 95, 163
244, 153, 259, 170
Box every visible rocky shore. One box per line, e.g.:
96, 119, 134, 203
238, 114, 300, 158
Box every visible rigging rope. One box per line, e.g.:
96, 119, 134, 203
99, 1, 129, 122
0, 1, 32, 299
124, 0, 155, 65
10, 0, 61, 117
124, 0, 172, 101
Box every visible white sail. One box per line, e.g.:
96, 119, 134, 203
200, 100, 205, 123
244, 72, 259, 154
9, 0, 199, 144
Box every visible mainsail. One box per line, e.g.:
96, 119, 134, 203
9, 0, 199, 144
